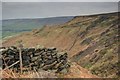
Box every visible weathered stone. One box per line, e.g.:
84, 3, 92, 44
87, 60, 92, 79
42, 61, 58, 70
35, 48, 42, 53
46, 52, 52, 56
44, 58, 56, 65
23, 60, 30, 66
51, 52, 57, 56
1, 49, 8, 55
34, 52, 42, 56
0, 47, 6, 49
14, 54, 19, 59
57, 52, 67, 59
28, 48, 35, 53
22, 56, 31, 61
1, 46, 70, 73
8, 55, 14, 59
59, 53, 67, 60
31, 56, 39, 62
48, 47, 56, 51
10, 46, 17, 50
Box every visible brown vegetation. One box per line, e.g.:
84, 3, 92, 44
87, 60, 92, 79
2, 12, 119, 78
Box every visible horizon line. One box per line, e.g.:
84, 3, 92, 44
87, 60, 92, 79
2, 11, 118, 20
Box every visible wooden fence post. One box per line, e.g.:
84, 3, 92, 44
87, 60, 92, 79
19, 47, 23, 74
18, 40, 23, 74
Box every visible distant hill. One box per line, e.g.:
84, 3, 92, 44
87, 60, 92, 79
2, 16, 73, 38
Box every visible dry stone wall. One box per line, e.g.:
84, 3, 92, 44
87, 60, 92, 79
0, 46, 70, 73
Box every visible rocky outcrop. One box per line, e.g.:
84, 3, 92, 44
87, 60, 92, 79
1, 46, 70, 73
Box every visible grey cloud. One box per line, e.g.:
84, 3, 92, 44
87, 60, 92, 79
2, 2, 118, 19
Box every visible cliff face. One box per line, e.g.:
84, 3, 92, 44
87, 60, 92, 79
3, 12, 119, 78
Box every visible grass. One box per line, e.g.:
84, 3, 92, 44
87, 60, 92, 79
84, 63, 92, 69
1, 69, 57, 78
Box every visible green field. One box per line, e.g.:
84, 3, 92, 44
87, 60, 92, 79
2, 16, 73, 39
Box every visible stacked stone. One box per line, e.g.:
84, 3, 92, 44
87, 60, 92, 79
0, 46, 70, 73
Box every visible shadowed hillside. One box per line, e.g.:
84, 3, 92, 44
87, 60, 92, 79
2, 12, 119, 78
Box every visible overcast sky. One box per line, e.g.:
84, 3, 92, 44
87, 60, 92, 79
1, 0, 120, 2
2, 2, 118, 19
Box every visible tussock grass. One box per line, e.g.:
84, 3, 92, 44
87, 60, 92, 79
1, 69, 57, 78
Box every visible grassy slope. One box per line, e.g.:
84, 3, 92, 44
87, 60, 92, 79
3, 12, 119, 78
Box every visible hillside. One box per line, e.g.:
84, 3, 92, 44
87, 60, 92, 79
2, 16, 73, 38
2, 12, 119, 78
